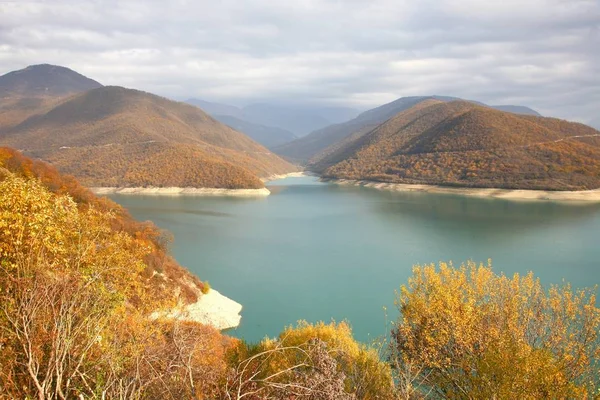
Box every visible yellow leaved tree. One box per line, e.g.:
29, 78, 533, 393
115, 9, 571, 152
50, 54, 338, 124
225, 321, 395, 399
390, 261, 600, 399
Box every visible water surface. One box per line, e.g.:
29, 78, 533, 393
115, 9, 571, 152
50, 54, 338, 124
110, 176, 600, 343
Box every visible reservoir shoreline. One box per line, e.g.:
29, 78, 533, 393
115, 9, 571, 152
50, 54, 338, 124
91, 186, 271, 196
322, 178, 600, 202
154, 288, 243, 331
89, 172, 310, 196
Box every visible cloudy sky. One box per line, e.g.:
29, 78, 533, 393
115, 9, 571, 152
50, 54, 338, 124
1, 0, 598, 124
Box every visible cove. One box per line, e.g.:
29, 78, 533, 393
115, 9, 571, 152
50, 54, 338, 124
109, 176, 600, 343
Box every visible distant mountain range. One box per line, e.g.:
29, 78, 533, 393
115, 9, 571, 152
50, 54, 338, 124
2, 63, 597, 192
273, 96, 542, 163
313, 100, 600, 191
185, 98, 360, 146
0, 65, 296, 189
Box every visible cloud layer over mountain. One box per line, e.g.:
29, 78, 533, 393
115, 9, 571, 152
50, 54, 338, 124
1, 0, 598, 124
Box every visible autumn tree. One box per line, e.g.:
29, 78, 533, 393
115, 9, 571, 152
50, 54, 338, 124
390, 261, 600, 399
225, 321, 395, 399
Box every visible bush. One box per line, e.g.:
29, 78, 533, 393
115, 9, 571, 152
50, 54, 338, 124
226, 321, 395, 399
390, 261, 600, 399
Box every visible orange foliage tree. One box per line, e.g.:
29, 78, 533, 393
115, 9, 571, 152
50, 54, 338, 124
390, 261, 600, 399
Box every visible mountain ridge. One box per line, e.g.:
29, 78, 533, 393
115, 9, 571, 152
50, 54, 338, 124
0, 85, 297, 188
273, 96, 543, 163
314, 100, 600, 191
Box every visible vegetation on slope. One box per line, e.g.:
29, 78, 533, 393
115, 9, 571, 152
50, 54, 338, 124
0, 147, 207, 303
316, 101, 600, 190
0, 86, 297, 188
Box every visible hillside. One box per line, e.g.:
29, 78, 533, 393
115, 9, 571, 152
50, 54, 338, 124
0, 86, 297, 188
315, 100, 600, 191
273, 96, 541, 163
0, 146, 206, 305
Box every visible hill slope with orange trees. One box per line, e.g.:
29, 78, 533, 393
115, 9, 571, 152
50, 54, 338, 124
0, 86, 297, 188
314, 100, 600, 191
273, 95, 542, 164
0, 146, 206, 304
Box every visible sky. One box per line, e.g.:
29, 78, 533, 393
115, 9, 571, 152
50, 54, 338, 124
0, 0, 599, 125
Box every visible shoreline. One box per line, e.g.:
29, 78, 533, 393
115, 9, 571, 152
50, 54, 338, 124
262, 171, 307, 182
323, 178, 600, 202
152, 288, 243, 331
90, 186, 270, 197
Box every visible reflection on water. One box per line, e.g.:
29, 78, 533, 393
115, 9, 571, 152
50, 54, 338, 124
367, 189, 600, 235
110, 176, 600, 343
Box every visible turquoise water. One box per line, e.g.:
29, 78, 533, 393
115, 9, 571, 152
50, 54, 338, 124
110, 176, 600, 343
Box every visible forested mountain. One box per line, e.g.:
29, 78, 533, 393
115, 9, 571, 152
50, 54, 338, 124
273, 96, 542, 163
0, 86, 297, 188
315, 100, 600, 191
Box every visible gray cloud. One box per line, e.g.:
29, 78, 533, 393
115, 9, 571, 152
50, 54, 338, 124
0, 0, 598, 124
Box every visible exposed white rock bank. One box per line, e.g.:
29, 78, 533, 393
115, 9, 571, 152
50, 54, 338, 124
91, 186, 270, 197
262, 171, 307, 182
324, 179, 600, 203
152, 289, 242, 330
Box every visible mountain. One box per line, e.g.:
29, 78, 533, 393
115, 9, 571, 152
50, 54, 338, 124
0, 86, 297, 188
273, 96, 541, 164
314, 100, 600, 191
0, 64, 102, 97
0, 64, 103, 129
273, 96, 435, 163
212, 114, 297, 148
490, 105, 541, 116
238, 103, 332, 136
186, 98, 243, 118
186, 99, 360, 136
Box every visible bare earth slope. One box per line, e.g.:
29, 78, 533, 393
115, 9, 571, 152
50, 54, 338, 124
0, 86, 297, 188
315, 100, 600, 191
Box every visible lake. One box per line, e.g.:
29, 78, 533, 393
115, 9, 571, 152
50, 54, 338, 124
110, 176, 600, 343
